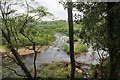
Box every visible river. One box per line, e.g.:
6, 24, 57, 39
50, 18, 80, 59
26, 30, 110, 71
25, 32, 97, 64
2, 33, 108, 78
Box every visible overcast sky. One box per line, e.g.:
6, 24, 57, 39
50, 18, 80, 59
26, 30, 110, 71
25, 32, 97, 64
33, 0, 119, 21
35, 0, 82, 21
4, 0, 120, 21
11, 0, 81, 21
35, 0, 68, 21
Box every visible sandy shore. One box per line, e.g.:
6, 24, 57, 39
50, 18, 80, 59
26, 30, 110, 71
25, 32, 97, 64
0, 43, 53, 56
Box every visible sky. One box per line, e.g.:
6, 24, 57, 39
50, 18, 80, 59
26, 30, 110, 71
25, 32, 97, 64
32, 0, 120, 21
35, 0, 68, 21
34, 0, 82, 21
11, 0, 81, 21
31, 0, 119, 21
3, 0, 120, 21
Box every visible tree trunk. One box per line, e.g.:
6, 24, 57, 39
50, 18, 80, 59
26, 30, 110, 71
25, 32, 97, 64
67, 2, 75, 79
10, 47, 33, 79
107, 2, 119, 79
33, 43, 37, 80
1, 30, 33, 79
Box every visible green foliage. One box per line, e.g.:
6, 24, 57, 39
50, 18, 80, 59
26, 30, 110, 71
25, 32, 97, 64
72, 3, 107, 50
1, 52, 7, 56
73, 2, 120, 52
75, 73, 84, 78
38, 20, 69, 35
47, 62, 66, 69
64, 41, 88, 55
38, 62, 69, 78
28, 6, 53, 20
63, 44, 69, 53
88, 60, 110, 78
74, 3, 120, 78
36, 62, 83, 78
37, 20, 81, 36
75, 42, 88, 54
2, 19, 56, 48
1, 1, 55, 48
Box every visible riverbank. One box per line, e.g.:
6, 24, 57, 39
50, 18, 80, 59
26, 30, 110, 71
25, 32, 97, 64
1, 42, 54, 56
2, 33, 100, 78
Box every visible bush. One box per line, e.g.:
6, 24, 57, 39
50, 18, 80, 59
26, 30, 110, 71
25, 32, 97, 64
36, 62, 83, 78
38, 62, 69, 78
75, 41, 88, 54
64, 41, 88, 55
75, 73, 84, 78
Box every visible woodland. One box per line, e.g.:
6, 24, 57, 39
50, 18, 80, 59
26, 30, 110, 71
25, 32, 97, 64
0, 0, 120, 80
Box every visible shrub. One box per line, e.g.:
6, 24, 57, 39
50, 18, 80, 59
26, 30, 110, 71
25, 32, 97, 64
37, 62, 83, 78
64, 41, 88, 55
75, 73, 84, 78
63, 44, 69, 53
75, 42, 88, 54
38, 62, 69, 78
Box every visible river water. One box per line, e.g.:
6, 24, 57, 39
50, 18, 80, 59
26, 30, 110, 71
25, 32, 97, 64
21, 33, 106, 76
22, 33, 70, 68
3, 33, 108, 77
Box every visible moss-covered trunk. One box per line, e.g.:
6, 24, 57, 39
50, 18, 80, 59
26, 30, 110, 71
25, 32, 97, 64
1, 27, 33, 79
10, 47, 33, 79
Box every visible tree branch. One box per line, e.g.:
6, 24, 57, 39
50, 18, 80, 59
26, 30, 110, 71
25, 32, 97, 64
5, 66, 27, 77
6, 53, 19, 65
